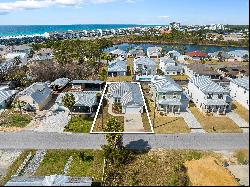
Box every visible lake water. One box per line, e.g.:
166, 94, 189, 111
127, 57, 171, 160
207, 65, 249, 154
106, 43, 249, 53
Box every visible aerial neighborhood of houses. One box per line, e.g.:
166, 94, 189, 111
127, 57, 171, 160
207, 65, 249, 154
0, 23, 249, 186
0, 41, 249, 134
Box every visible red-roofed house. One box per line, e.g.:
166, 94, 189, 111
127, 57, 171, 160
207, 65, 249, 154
186, 51, 208, 61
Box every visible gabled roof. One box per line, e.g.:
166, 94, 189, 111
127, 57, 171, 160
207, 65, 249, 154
56, 91, 98, 107
190, 76, 227, 94
151, 76, 182, 93
134, 56, 156, 66
110, 49, 126, 56
108, 83, 144, 107
17, 82, 52, 105
231, 76, 249, 90
167, 50, 181, 57
0, 90, 17, 104
71, 80, 104, 84
108, 60, 127, 72
228, 50, 249, 58
186, 51, 208, 58
147, 47, 162, 56
51, 78, 70, 88
160, 57, 176, 66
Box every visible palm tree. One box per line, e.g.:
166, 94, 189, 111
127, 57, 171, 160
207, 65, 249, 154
62, 93, 76, 116
12, 100, 26, 114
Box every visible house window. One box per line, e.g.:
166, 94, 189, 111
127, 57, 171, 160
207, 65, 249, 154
163, 96, 166, 99
207, 93, 213, 99
218, 94, 223, 99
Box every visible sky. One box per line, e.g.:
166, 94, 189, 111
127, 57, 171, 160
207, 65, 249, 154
0, 0, 249, 25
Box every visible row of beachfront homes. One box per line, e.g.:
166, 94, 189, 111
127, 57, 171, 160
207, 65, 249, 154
109, 46, 249, 62
0, 75, 248, 115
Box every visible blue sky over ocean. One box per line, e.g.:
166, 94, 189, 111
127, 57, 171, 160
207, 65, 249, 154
0, 0, 249, 25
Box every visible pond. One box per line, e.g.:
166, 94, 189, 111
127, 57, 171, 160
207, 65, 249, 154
106, 43, 249, 53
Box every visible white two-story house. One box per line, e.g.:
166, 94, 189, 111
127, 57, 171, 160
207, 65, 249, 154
150, 76, 189, 114
134, 57, 157, 81
188, 76, 232, 114
229, 76, 249, 110
159, 57, 184, 75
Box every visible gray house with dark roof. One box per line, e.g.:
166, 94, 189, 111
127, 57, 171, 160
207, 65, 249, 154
150, 76, 189, 114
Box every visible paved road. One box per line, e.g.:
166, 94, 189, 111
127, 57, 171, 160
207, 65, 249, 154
0, 131, 248, 151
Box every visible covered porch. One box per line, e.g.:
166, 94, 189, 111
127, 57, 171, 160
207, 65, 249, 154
158, 99, 182, 114
203, 99, 230, 115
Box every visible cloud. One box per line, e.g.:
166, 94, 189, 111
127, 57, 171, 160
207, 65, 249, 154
159, 16, 170, 19
126, 0, 136, 3
0, 0, 118, 14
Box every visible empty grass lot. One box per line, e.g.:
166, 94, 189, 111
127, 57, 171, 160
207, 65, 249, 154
189, 105, 242, 133
185, 156, 239, 186
232, 101, 249, 123
145, 95, 190, 134
117, 149, 225, 186
35, 150, 104, 182
0, 111, 32, 129
64, 116, 93, 133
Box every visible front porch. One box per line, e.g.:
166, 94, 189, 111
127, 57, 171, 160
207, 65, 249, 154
158, 104, 182, 115
202, 104, 229, 115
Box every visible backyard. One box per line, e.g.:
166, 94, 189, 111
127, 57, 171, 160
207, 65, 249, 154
189, 104, 242, 133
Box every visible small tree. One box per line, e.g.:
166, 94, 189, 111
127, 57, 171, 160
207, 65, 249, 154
12, 99, 26, 114
102, 117, 131, 186
62, 93, 76, 115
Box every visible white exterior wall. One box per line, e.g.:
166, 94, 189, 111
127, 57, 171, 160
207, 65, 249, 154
188, 82, 206, 109
230, 81, 249, 110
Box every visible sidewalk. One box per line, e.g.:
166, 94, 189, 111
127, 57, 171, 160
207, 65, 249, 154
227, 112, 249, 133
180, 109, 205, 133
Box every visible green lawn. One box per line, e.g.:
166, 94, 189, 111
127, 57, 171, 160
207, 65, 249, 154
64, 116, 93, 133
35, 150, 104, 182
0, 112, 32, 128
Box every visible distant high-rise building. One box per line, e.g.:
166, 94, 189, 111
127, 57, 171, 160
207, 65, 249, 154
169, 22, 181, 30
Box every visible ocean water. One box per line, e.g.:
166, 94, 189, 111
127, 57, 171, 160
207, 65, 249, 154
0, 24, 150, 37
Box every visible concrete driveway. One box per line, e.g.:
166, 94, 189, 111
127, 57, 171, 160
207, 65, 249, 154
124, 113, 144, 132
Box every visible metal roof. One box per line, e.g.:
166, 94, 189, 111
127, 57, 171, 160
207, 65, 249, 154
134, 56, 156, 66
17, 82, 52, 105
151, 76, 182, 93
108, 60, 127, 72
51, 78, 70, 88
108, 82, 144, 107
190, 76, 227, 94
71, 80, 104, 84
231, 76, 249, 90
0, 90, 17, 104
56, 91, 98, 107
